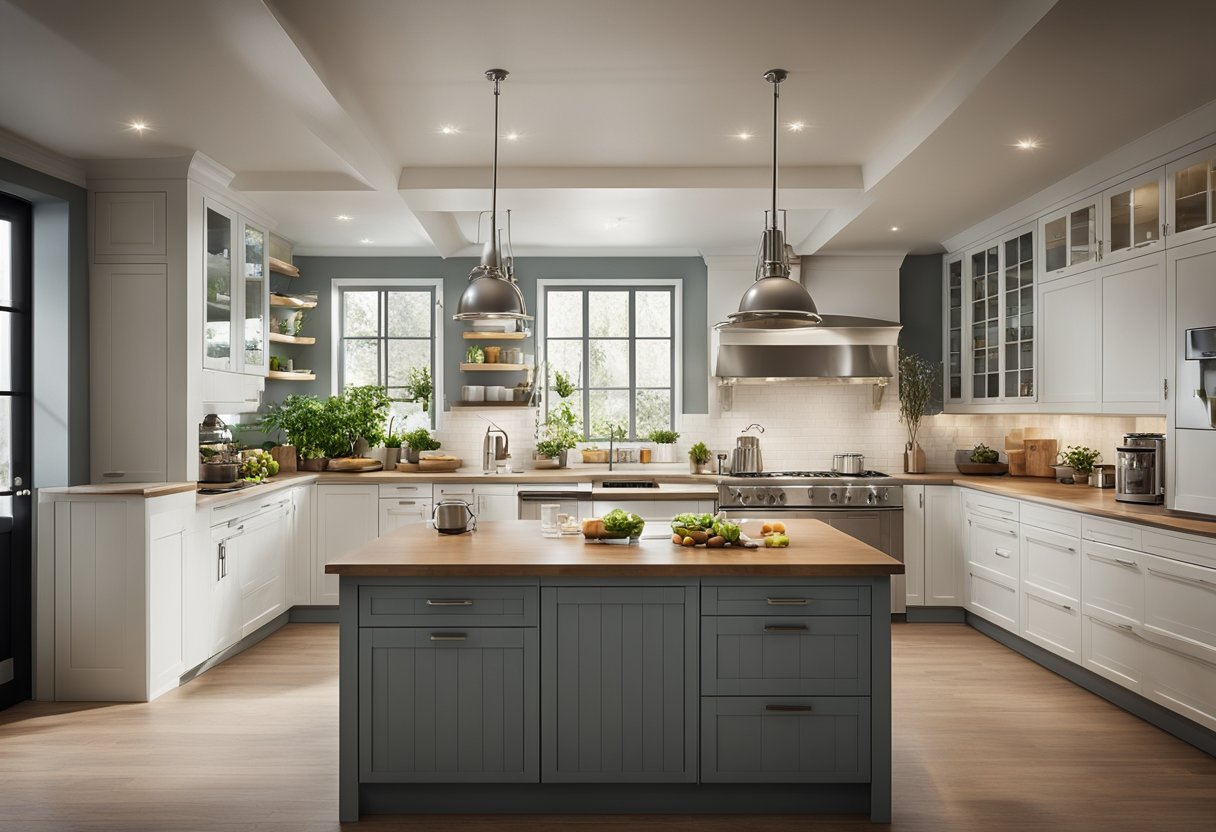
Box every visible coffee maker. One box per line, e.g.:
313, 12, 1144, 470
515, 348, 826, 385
1115, 433, 1165, 505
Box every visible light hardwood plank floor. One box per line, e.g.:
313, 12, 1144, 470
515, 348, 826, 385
0, 622, 1212, 831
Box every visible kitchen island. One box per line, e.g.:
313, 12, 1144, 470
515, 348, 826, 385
326, 518, 902, 822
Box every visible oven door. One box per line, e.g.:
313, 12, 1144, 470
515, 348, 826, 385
721, 508, 905, 613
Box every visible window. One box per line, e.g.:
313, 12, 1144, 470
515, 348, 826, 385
334, 279, 441, 425
540, 282, 680, 440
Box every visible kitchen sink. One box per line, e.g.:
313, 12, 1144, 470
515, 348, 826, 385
600, 480, 659, 489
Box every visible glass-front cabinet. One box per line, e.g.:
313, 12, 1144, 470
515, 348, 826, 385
1038, 195, 1100, 280
944, 256, 964, 403
1167, 144, 1216, 247
203, 199, 268, 376
1102, 169, 1164, 264
969, 244, 1001, 399
1002, 230, 1035, 400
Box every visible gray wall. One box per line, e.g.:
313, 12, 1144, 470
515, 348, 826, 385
269, 255, 709, 414
898, 253, 944, 414
0, 157, 89, 487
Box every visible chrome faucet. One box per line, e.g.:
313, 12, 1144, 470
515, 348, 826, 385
482, 423, 509, 473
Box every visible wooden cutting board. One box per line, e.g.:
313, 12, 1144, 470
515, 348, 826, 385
1024, 439, 1058, 478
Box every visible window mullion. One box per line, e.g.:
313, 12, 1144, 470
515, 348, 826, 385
582, 290, 591, 441
628, 290, 636, 440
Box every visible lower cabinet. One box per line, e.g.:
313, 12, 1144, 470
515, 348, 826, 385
234, 500, 291, 636
540, 585, 698, 783
359, 627, 539, 782
965, 512, 1020, 633
701, 616, 871, 696
701, 697, 870, 783
1019, 523, 1082, 662
315, 484, 380, 605
378, 497, 433, 536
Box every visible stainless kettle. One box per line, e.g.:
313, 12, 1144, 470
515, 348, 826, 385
730, 423, 765, 475
433, 500, 477, 535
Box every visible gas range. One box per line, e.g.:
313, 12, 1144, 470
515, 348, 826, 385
718, 470, 902, 510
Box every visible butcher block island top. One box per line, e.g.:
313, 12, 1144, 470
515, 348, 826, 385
325, 518, 903, 578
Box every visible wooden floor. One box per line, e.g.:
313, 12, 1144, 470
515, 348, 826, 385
1, 622, 1213, 831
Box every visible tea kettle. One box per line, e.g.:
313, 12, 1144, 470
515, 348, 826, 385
433, 500, 477, 535
730, 423, 765, 475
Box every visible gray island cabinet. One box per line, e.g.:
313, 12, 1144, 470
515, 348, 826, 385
329, 520, 900, 822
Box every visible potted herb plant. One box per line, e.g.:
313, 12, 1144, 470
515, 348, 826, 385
403, 366, 434, 413
261, 394, 330, 471
331, 385, 391, 458
898, 349, 940, 473
688, 441, 713, 474
534, 370, 578, 468
402, 428, 442, 463
1059, 445, 1101, 485
647, 429, 680, 464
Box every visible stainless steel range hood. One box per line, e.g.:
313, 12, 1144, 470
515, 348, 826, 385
712, 314, 902, 383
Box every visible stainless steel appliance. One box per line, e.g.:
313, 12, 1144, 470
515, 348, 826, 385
730, 424, 765, 474
482, 424, 510, 473
718, 470, 905, 613
832, 453, 865, 475
1115, 433, 1165, 505
433, 500, 477, 535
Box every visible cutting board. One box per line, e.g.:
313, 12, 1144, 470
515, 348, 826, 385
1024, 439, 1058, 478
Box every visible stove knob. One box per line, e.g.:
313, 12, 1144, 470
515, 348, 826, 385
755, 487, 768, 503
879, 488, 890, 502
866, 490, 877, 506
829, 490, 839, 503
844, 490, 853, 503
776, 490, 787, 505
806, 488, 815, 502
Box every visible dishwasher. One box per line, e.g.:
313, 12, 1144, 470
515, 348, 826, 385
516, 484, 593, 521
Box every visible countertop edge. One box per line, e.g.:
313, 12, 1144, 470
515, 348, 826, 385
325, 565, 904, 577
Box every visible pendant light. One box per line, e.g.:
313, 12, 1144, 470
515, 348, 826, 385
454, 68, 532, 322
724, 69, 821, 330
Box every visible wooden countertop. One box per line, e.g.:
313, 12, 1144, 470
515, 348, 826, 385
325, 518, 904, 577
38, 481, 198, 498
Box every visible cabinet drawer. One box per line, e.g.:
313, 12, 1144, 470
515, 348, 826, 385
963, 491, 1019, 522
435, 484, 515, 498
359, 585, 538, 627
378, 482, 433, 499
1081, 541, 1143, 625
1082, 614, 1144, 692
1021, 525, 1080, 602
966, 514, 1020, 580
359, 627, 538, 782
701, 616, 870, 696
1142, 553, 1216, 665
967, 568, 1018, 633
1020, 588, 1081, 662
701, 585, 870, 617
1143, 639, 1216, 732
1142, 529, 1216, 570
701, 697, 870, 783
1020, 503, 1082, 537
1082, 516, 1143, 549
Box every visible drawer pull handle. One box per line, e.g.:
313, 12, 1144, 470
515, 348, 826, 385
1114, 557, 1137, 567
426, 599, 474, 607
429, 633, 468, 641
1115, 622, 1134, 632
994, 548, 1012, 558
766, 598, 808, 605
765, 704, 814, 712
764, 625, 808, 633
1146, 567, 1216, 588
398, 500, 418, 505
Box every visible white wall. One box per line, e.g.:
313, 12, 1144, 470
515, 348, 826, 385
800, 254, 902, 321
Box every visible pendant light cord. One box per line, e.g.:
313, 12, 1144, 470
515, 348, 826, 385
491, 75, 500, 230
771, 75, 779, 231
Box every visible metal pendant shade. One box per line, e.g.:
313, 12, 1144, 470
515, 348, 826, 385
725, 69, 821, 330
454, 69, 532, 322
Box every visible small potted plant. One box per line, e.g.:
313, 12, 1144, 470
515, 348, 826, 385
402, 428, 442, 463
647, 429, 680, 463
260, 394, 331, 471
688, 441, 713, 475
1059, 445, 1101, 485
466, 345, 485, 364
898, 349, 939, 473
403, 366, 434, 413
534, 370, 579, 468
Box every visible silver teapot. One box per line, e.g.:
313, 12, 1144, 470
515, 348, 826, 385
433, 500, 477, 535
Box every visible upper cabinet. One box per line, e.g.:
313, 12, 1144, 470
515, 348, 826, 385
1039, 195, 1101, 281
1102, 169, 1166, 265
1002, 229, 1036, 402
203, 199, 268, 376
944, 256, 964, 404
968, 243, 1001, 400
1166, 144, 1216, 248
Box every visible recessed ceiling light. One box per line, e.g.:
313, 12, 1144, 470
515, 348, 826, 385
334, 215, 352, 222
503, 131, 520, 141
735, 131, 753, 141
787, 121, 805, 132
890, 226, 900, 232
439, 125, 460, 135
127, 120, 150, 134
1015, 138, 1041, 150
360, 238, 373, 244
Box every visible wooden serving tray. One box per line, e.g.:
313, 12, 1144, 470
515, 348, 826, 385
327, 458, 384, 472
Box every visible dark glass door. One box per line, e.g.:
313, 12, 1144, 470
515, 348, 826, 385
0, 191, 32, 710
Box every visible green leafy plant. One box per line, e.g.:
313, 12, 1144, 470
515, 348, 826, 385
292, 311, 306, 336
601, 509, 645, 538
383, 433, 403, 449
403, 428, 441, 452
647, 429, 680, 445
898, 349, 940, 450
466, 345, 484, 364
336, 385, 392, 453
688, 441, 712, 464
275, 317, 291, 335
1059, 445, 1101, 474
260, 394, 333, 460
553, 370, 576, 400
970, 443, 1000, 464
402, 366, 434, 412
535, 368, 579, 457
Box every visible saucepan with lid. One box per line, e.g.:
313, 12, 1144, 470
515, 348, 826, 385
832, 453, 865, 475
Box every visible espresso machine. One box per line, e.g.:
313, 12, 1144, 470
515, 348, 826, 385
1115, 433, 1165, 505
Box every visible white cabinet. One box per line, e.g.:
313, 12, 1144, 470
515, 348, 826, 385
1100, 253, 1166, 413
1165, 143, 1216, 248
1101, 169, 1165, 265
203, 199, 268, 378
925, 486, 962, 605
90, 263, 170, 483
234, 498, 292, 637
435, 483, 517, 524
92, 191, 166, 259
379, 497, 433, 535
1168, 236, 1216, 516
1038, 270, 1101, 411
1019, 523, 1082, 662
288, 485, 313, 607
903, 486, 925, 607
314, 484, 379, 605
944, 255, 965, 403
1038, 194, 1102, 280
964, 509, 1020, 633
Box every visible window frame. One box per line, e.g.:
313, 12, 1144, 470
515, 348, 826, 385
536, 278, 682, 441
329, 277, 444, 426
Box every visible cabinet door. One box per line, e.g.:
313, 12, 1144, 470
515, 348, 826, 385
239, 218, 267, 376
701, 616, 870, 696
1102, 169, 1165, 264
475, 494, 518, 523
203, 201, 237, 372
314, 485, 379, 605
1082, 614, 1144, 692
92, 191, 166, 259
360, 627, 539, 782
379, 498, 432, 535
924, 487, 962, 605
213, 535, 242, 657
1038, 271, 1101, 411
1166, 144, 1216, 247
1143, 640, 1216, 732
235, 505, 290, 636
1038, 195, 1101, 280
944, 255, 965, 403
903, 486, 925, 606
541, 585, 697, 783
1142, 553, 1216, 667
90, 263, 169, 483
1101, 253, 1166, 413
1001, 228, 1036, 401
288, 486, 313, 607
967, 242, 1002, 400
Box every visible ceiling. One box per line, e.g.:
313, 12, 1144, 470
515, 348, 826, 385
2, 0, 1216, 257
